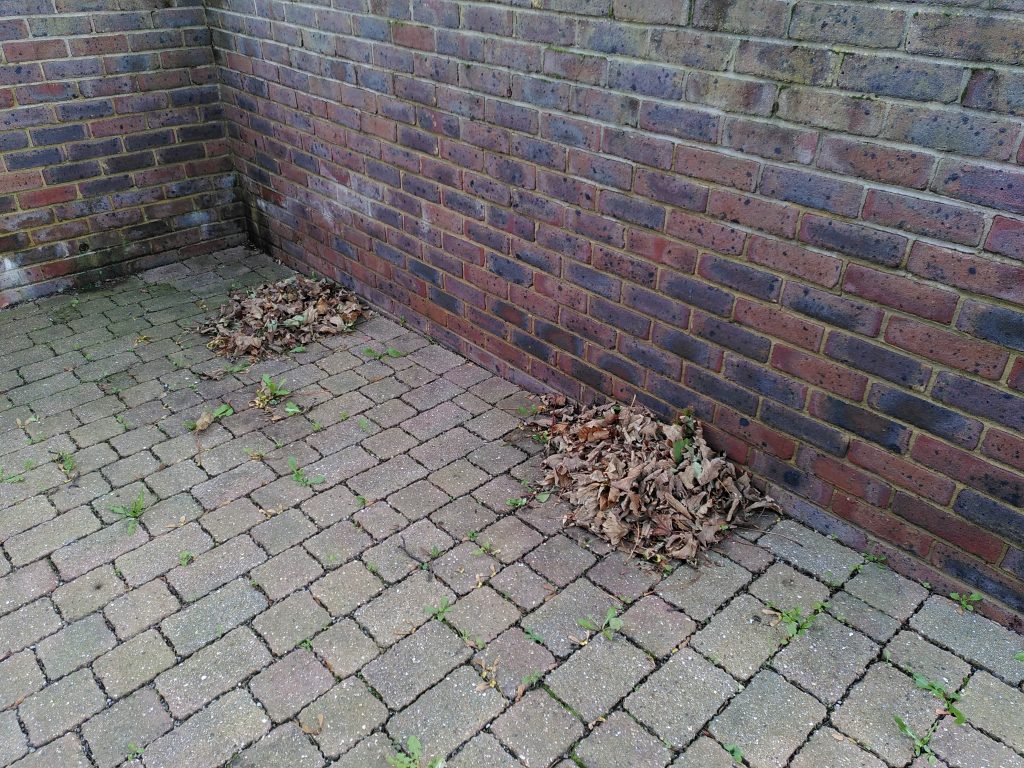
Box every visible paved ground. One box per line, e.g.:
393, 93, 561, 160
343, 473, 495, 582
0, 247, 1022, 768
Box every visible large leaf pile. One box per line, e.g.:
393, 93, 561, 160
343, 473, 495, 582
527, 395, 778, 562
199, 275, 366, 359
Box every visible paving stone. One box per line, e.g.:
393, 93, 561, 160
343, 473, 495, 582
4, 508, 101, 567
958, 671, 1024, 752
81, 687, 173, 768
165, 532, 266, 606
828, 590, 902, 643
362, 426, 418, 459
910, 596, 1024, 685
388, 665, 508, 760
621, 595, 697, 658
0, 496, 55, 546
587, 551, 662, 601
9, 733, 92, 767
301, 484, 362, 527
114, 522, 213, 587
575, 711, 671, 768
355, 570, 454, 645
312, 618, 379, 678
199, 498, 266, 542
0, 651, 44, 710
547, 637, 655, 722
0, 560, 58, 616
138, 493, 204, 533
672, 736, 736, 768
448, 586, 522, 643
232, 723, 325, 768
491, 563, 554, 610
472, 474, 531, 513
691, 594, 788, 680
761, 520, 863, 586
310, 560, 383, 616
474, 628, 557, 700
449, 733, 525, 768
478, 516, 544, 565
470, 376, 520, 404
51, 564, 125, 621
657, 552, 751, 621
772, 612, 877, 704
845, 564, 928, 622
37, 613, 117, 679
409, 427, 486, 470
493, 689, 584, 768
465, 408, 521, 439
250, 649, 335, 722
526, 535, 597, 587
161, 578, 268, 656
626, 649, 742, 749
790, 726, 886, 768
19, 668, 106, 746
362, 620, 470, 708
94, 628, 174, 698
429, 459, 491, 498
525, 579, 617, 658
0, 711, 27, 766
0, 599, 61, 656
105, 580, 179, 639
431, 495, 497, 539
304, 520, 372, 568
251, 545, 324, 600
467, 441, 527, 475
833, 664, 940, 765
930, 718, 1024, 768
885, 630, 971, 690
749, 562, 830, 613
155, 627, 270, 718
192, 460, 276, 510
710, 670, 825, 768
298, 678, 388, 759
52, 518, 150, 580
253, 591, 331, 655
348, 454, 427, 500
141, 690, 270, 768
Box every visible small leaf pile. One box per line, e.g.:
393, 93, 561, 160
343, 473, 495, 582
198, 275, 366, 359
527, 395, 778, 562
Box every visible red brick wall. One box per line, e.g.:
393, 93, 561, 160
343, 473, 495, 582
0, 0, 246, 307
162, 1, 1024, 622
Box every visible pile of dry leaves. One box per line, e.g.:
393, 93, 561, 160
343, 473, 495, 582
199, 275, 366, 359
527, 395, 778, 562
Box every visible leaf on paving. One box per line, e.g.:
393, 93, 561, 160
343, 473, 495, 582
198, 274, 367, 360
525, 395, 779, 563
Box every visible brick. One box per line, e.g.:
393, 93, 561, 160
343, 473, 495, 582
985, 215, 1024, 260
809, 392, 910, 453
790, 2, 905, 47
782, 283, 883, 336
817, 136, 935, 189
932, 371, 1024, 432
799, 215, 908, 267
863, 189, 986, 246
956, 299, 1024, 353
722, 117, 818, 164
885, 316, 1009, 380
707, 188, 798, 238
933, 161, 1024, 215
912, 434, 1024, 507
908, 12, 1024, 65
771, 346, 866, 400
735, 40, 836, 85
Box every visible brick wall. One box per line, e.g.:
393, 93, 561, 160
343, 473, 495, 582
99, 0, 1024, 623
0, 0, 246, 307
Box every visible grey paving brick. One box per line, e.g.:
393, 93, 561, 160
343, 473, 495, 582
105, 580, 179, 639
355, 570, 454, 646
310, 560, 383, 617
51, 517, 150, 580
253, 591, 330, 655
691, 593, 788, 680
4, 508, 101, 567
192, 460, 276, 510
448, 586, 521, 643
388, 666, 507, 760
0, 495, 55, 544
0, 711, 27, 766
526, 535, 597, 587
363, 620, 470, 708
0, 650, 45, 710
474, 627, 557, 700
885, 630, 971, 691
761, 520, 863, 586
478, 516, 544, 565
199, 498, 266, 542
19, 668, 106, 746
449, 733, 525, 768
51, 564, 125, 621
251, 545, 324, 600
141, 690, 270, 768
409, 427, 486, 470
621, 595, 696, 658
846, 564, 928, 622
492, 689, 584, 768
161, 578, 268, 656
772, 613, 877, 705
304, 520, 371, 568
833, 664, 940, 765
232, 723, 325, 768
672, 736, 736, 768
547, 637, 655, 722
0, 599, 61, 656
626, 649, 742, 749
312, 618, 379, 679
910, 596, 1024, 685
749, 562, 830, 614
94, 628, 174, 698
115, 522, 213, 587
298, 678, 388, 759
575, 711, 671, 768
930, 718, 1024, 768
431, 495, 497, 539
0, 560, 58, 617
657, 552, 751, 621
81, 687, 173, 768
525, 579, 617, 658
166, 534, 266, 602
251, 648, 334, 722
37, 613, 117, 680
790, 727, 886, 768
958, 671, 1024, 752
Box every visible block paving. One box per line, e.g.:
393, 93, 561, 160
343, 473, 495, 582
0, 247, 1021, 768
